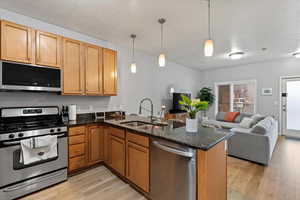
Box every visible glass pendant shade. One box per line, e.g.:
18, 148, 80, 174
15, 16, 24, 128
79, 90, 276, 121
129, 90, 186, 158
130, 63, 137, 73
204, 39, 214, 57
158, 53, 166, 67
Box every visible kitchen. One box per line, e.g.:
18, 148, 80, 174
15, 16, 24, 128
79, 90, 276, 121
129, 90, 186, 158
0, 5, 232, 200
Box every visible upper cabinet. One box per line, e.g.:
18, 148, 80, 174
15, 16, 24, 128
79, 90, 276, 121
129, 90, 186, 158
0, 20, 118, 96
36, 30, 61, 68
62, 38, 85, 95
103, 49, 117, 96
85, 44, 103, 95
1, 20, 33, 64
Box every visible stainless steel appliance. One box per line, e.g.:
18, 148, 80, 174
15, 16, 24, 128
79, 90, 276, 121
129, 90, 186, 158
150, 138, 196, 200
0, 106, 68, 200
0, 61, 61, 92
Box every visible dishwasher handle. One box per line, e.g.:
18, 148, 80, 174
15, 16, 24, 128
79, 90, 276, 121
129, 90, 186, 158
152, 141, 194, 158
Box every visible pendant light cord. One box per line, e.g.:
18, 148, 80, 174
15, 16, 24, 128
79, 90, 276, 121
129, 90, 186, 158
161, 23, 164, 50
208, 0, 212, 39
132, 37, 135, 61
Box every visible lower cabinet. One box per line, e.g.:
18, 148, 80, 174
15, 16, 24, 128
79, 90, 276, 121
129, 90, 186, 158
110, 135, 126, 176
87, 125, 104, 165
126, 141, 149, 192
68, 125, 104, 173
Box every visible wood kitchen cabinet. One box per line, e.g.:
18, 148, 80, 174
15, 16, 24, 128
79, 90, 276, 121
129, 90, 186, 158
103, 126, 111, 165
68, 126, 88, 173
126, 132, 149, 192
103, 48, 117, 96
1, 20, 33, 64
85, 44, 103, 95
87, 125, 104, 165
36, 30, 61, 68
109, 127, 126, 176
62, 38, 85, 95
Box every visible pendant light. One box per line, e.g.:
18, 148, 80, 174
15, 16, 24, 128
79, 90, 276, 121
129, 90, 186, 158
158, 18, 166, 67
204, 0, 214, 57
130, 34, 137, 73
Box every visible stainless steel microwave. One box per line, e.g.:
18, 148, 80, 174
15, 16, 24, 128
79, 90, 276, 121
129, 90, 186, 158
0, 61, 61, 92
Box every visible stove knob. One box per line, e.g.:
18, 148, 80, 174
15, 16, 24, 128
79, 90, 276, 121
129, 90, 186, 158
50, 129, 55, 133
57, 128, 61, 132
8, 134, 15, 139
18, 133, 24, 137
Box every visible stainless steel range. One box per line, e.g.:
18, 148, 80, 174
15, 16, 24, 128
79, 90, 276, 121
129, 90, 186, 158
0, 106, 68, 200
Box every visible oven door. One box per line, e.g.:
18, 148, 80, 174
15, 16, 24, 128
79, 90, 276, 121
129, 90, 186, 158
0, 134, 68, 188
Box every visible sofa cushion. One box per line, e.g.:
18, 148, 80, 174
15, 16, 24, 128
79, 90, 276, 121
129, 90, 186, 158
231, 127, 253, 134
234, 113, 253, 123
251, 116, 274, 135
239, 117, 254, 128
202, 119, 240, 129
216, 112, 226, 121
224, 112, 240, 122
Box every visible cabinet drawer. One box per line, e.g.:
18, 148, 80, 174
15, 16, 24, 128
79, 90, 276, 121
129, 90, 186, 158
69, 143, 85, 158
126, 131, 149, 148
110, 127, 125, 139
69, 156, 86, 172
69, 126, 86, 136
69, 135, 85, 145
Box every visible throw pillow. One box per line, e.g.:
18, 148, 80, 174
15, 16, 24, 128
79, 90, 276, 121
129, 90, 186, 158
251, 117, 273, 135
239, 117, 253, 128
216, 112, 226, 121
224, 112, 240, 122
234, 113, 253, 123
251, 114, 265, 126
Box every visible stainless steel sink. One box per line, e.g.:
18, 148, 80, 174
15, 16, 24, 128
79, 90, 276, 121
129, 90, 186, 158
120, 121, 152, 127
138, 124, 165, 131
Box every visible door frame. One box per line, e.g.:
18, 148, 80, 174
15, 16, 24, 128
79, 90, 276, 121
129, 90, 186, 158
214, 79, 257, 115
279, 76, 300, 136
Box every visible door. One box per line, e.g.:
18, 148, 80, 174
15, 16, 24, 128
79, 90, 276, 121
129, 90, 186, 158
110, 135, 125, 175
126, 141, 149, 192
1, 20, 33, 63
281, 77, 300, 138
85, 44, 103, 95
62, 38, 85, 95
103, 48, 117, 95
88, 126, 104, 165
36, 30, 61, 68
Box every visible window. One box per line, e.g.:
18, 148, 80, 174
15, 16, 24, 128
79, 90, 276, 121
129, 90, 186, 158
215, 80, 257, 114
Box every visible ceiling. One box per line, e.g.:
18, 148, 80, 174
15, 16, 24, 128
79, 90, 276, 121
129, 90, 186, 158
0, 0, 299, 70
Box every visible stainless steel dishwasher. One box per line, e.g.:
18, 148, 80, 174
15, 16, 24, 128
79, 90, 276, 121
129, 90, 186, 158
150, 138, 196, 200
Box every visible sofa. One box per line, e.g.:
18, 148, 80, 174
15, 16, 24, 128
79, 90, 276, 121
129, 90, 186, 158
202, 112, 278, 165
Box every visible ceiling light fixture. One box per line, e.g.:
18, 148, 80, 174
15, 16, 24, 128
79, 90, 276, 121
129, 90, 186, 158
292, 52, 300, 58
158, 18, 166, 67
130, 34, 137, 73
229, 52, 245, 60
204, 0, 214, 57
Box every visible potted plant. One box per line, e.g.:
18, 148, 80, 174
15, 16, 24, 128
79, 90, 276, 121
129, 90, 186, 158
179, 95, 209, 132
197, 87, 215, 120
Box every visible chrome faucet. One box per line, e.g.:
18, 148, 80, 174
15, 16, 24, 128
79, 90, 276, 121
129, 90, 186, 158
138, 98, 154, 122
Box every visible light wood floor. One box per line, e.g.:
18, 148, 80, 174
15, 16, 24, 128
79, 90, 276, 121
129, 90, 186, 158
21, 136, 300, 200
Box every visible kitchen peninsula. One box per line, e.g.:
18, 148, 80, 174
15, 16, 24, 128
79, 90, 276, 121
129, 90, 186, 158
67, 114, 233, 200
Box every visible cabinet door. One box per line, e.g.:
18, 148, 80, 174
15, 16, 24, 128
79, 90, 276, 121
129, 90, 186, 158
1, 20, 33, 63
62, 38, 85, 95
88, 126, 104, 165
126, 141, 149, 192
110, 135, 125, 176
103, 126, 111, 165
36, 30, 61, 68
103, 48, 117, 95
85, 44, 103, 95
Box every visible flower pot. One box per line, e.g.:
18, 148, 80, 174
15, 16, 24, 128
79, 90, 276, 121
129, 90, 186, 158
186, 118, 198, 132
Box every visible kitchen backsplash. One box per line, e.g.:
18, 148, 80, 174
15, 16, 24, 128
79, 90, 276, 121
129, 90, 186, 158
0, 92, 122, 113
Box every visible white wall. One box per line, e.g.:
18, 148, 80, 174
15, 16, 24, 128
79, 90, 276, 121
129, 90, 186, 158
201, 59, 300, 120
0, 8, 202, 114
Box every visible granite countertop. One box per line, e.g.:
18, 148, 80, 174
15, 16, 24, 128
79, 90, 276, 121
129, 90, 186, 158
105, 116, 234, 150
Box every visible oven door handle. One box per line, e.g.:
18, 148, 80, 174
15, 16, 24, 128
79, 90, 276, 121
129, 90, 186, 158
3, 170, 66, 192
2, 133, 66, 146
